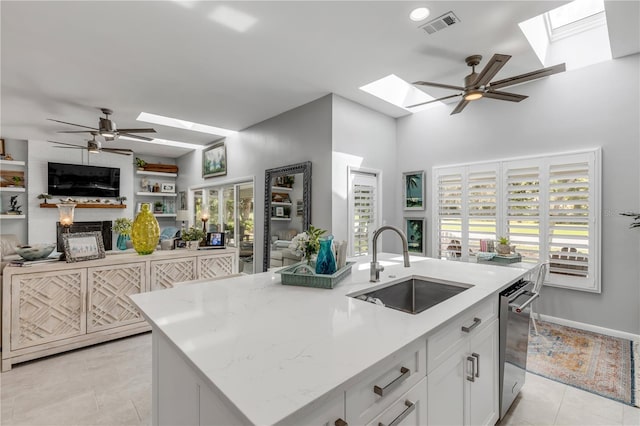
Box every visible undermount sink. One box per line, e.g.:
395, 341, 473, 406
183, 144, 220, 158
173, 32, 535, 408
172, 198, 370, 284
351, 276, 472, 315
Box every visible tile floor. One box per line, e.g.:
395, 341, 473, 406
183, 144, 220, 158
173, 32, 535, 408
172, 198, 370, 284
1, 333, 638, 425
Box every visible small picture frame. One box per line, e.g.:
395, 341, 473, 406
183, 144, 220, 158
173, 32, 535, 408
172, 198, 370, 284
173, 239, 187, 249
296, 199, 304, 216
202, 140, 227, 178
403, 171, 425, 211
275, 206, 285, 217
161, 183, 175, 193
62, 231, 106, 263
405, 217, 425, 255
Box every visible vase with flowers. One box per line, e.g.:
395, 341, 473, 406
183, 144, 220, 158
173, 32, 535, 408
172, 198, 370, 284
289, 225, 327, 266
113, 217, 133, 250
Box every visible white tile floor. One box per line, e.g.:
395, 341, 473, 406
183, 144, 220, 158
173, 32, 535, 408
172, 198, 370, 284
1, 333, 638, 425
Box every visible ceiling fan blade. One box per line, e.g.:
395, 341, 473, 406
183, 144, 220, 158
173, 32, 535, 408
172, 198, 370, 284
53, 146, 86, 150
488, 63, 566, 90
47, 118, 98, 131
450, 99, 470, 115
406, 93, 461, 108
413, 81, 465, 91
48, 140, 84, 147
57, 130, 94, 134
471, 54, 511, 87
119, 132, 154, 141
116, 128, 156, 134
483, 90, 528, 102
102, 147, 134, 153
101, 149, 133, 156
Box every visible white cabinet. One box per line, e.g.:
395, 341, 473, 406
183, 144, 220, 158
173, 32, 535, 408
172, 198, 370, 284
366, 377, 428, 426
427, 318, 499, 426
150, 257, 196, 290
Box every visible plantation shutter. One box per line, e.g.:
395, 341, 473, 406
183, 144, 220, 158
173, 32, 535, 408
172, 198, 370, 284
350, 171, 378, 256
436, 170, 464, 259
467, 167, 498, 254
505, 163, 542, 264
547, 156, 592, 283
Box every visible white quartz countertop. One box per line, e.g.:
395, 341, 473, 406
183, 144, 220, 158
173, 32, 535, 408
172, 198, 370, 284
130, 254, 529, 425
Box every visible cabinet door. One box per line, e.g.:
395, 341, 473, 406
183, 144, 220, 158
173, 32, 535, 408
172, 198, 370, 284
467, 319, 499, 426
427, 342, 466, 426
150, 257, 196, 290
87, 262, 146, 333
197, 253, 235, 279
367, 377, 427, 426
11, 269, 86, 350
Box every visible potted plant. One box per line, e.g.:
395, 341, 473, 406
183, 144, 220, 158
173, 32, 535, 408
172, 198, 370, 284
114, 217, 133, 250
11, 176, 23, 187
181, 226, 206, 250
115, 196, 127, 205
135, 157, 147, 170
154, 201, 164, 213
37, 193, 53, 204
288, 225, 327, 264
496, 236, 511, 255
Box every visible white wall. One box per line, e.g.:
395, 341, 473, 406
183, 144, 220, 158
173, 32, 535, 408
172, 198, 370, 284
177, 95, 333, 271
331, 95, 399, 253
396, 54, 640, 334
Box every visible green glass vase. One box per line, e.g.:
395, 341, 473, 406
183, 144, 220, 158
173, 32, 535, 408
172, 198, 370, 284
131, 204, 160, 255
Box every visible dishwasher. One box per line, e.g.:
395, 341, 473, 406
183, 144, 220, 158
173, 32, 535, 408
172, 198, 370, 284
498, 278, 539, 419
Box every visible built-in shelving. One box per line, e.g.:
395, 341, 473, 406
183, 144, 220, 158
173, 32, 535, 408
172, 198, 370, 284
136, 192, 177, 197
271, 201, 292, 206
40, 203, 127, 209
0, 214, 25, 219
136, 170, 178, 178
0, 159, 26, 167
154, 214, 177, 218
271, 186, 293, 192
271, 217, 291, 221
0, 187, 26, 193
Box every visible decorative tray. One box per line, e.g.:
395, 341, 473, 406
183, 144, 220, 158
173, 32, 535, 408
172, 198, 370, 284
276, 261, 356, 289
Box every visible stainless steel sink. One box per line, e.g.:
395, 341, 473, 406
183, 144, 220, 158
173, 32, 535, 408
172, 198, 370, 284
351, 277, 472, 315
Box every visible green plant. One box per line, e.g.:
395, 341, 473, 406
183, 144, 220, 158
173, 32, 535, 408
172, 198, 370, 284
181, 226, 206, 241
114, 217, 133, 236
37, 193, 52, 203
289, 225, 327, 263
135, 157, 147, 168
12, 176, 22, 186
154, 201, 163, 211
497, 236, 510, 245
115, 196, 127, 204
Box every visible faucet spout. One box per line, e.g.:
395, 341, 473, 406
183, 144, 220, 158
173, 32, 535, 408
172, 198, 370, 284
370, 225, 411, 282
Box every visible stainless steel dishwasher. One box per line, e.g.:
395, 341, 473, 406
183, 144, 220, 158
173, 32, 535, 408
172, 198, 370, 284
498, 278, 539, 419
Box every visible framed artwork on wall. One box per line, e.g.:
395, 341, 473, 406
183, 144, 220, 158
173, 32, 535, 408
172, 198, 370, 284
405, 217, 425, 255
62, 231, 106, 263
202, 140, 227, 178
403, 171, 425, 210
161, 183, 175, 193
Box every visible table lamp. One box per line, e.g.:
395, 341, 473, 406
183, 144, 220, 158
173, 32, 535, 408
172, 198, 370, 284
57, 203, 76, 260
201, 211, 209, 234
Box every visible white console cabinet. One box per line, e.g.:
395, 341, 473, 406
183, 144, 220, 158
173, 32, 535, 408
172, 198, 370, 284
2, 249, 236, 371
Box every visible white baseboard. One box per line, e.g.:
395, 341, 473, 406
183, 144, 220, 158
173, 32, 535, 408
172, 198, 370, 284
538, 314, 640, 342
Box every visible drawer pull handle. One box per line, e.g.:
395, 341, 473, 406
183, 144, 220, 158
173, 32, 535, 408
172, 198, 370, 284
335, 419, 348, 426
461, 317, 481, 333
379, 400, 415, 426
472, 352, 480, 378
373, 366, 410, 397
466, 355, 476, 382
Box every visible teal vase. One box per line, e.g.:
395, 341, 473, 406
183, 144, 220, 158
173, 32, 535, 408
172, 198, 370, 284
116, 234, 130, 250
315, 236, 337, 275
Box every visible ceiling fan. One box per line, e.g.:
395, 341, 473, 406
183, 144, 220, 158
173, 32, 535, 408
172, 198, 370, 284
49, 132, 134, 156
408, 54, 566, 114
48, 108, 156, 141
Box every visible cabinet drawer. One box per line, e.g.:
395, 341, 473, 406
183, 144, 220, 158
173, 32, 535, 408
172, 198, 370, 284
366, 377, 427, 426
346, 339, 426, 425
427, 296, 497, 373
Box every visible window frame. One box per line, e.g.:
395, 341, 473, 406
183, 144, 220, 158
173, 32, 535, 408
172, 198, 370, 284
348, 166, 381, 257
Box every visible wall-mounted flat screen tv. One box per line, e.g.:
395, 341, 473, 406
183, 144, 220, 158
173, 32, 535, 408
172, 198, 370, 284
48, 162, 120, 197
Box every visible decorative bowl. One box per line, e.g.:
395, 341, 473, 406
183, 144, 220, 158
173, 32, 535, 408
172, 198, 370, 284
15, 243, 56, 261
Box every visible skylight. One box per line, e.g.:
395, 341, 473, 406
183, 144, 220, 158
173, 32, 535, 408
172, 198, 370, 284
120, 135, 204, 150
137, 112, 237, 137
359, 74, 444, 113
546, 0, 606, 41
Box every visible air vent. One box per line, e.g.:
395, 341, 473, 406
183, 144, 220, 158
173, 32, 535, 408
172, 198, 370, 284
420, 11, 460, 35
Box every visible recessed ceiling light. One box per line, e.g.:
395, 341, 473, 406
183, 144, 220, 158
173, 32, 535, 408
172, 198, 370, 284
137, 112, 237, 137
410, 7, 431, 22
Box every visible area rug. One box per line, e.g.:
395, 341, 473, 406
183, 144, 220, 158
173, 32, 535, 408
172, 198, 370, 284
527, 320, 639, 407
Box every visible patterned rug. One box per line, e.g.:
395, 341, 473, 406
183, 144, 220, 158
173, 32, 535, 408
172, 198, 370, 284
527, 320, 639, 407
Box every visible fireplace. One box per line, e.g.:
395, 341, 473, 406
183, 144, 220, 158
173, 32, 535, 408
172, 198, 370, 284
56, 221, 113, 252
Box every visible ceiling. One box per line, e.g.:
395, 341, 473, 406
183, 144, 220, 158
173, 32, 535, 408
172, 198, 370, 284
1, 1, 637, 158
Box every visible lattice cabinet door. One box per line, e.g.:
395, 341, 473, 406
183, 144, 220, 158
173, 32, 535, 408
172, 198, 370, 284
87, 262, 147, 333
150, 257, 196, 290
11, 269, 87, 351
197, 254, 236, 280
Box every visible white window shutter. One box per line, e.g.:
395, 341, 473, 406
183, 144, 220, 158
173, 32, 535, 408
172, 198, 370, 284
505, 163, 541, 264
350, 172, 378, 257
435, 170, 464, 259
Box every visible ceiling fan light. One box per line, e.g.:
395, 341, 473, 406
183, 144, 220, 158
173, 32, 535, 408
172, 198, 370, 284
409, 7, 430, 22
464, 90, 484, 101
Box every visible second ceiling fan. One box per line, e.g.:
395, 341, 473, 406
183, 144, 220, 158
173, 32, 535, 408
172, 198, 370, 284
49, 132, 134, 156
408, 54, 566, 114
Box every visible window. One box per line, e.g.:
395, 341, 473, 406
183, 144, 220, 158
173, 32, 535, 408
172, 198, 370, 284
349, 169, 379, 256
433, 149, 600, 292
545, 0, 606, 42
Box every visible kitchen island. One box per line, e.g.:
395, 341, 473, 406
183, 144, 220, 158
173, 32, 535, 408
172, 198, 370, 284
130, 254, 529, 426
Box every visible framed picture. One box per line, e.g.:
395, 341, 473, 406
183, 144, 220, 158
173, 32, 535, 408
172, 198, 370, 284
62, 231, 106, 263
405, 217, 425, 255
161, 182, 175, 193
296, 199, 303, 216
202, 140, 227, 178
403, 171, 425, 210
275, 206, 285, 217
179, 191, 187, 210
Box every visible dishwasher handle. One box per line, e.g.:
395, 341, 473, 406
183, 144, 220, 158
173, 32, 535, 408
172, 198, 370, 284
514, 292, 539, 313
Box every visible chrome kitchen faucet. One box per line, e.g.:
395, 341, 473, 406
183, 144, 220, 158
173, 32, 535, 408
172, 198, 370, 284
370, 225, 411, 282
